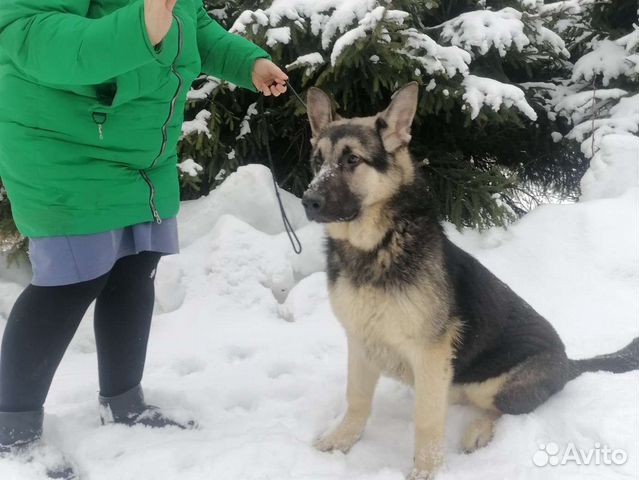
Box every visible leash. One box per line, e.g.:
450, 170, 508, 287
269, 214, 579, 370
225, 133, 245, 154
258, 81, 307, 255
287, 81, 307, 109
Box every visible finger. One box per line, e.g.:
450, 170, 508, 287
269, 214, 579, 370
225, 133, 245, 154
267, 64, 288, 82
275, 83, 287, 94
270, 84, 281, 97
274, 68, 289, 82
262, 86, 272, 96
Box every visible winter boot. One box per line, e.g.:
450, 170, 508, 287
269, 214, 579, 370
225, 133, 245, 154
0, 409, 77, 479
99, 385, 196, 429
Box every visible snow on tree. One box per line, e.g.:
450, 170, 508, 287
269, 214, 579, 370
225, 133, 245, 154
179, 0, 597, 227
524, 1, 638, 163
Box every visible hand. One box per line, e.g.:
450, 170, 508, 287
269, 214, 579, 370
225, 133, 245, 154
144, 0, 176, 46
252, 58, 288, 97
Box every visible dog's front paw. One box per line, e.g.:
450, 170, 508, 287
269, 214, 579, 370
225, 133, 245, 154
313, 428, 362, 454
406, 467, 435, 480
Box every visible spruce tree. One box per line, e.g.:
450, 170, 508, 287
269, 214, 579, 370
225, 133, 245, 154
1, 0, 636, 252
181, 0, 595, 228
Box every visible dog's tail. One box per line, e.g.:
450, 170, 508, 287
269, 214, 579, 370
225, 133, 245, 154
568, 337, 639, 380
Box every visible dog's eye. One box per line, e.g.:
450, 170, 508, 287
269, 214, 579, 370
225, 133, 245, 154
346, 154, 361, 167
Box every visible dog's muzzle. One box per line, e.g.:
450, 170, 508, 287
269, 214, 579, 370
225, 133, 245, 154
302, 191, 325, 222
302, 189, 360, 223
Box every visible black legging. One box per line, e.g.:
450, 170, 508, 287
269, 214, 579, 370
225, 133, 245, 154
0, 252, 161, 412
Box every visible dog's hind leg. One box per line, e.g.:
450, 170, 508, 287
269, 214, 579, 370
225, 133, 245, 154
493, 351, 570, 415
457, 350, 569, 453
314, 339, 380, 453
461, 410, 501, 453
456, 374, 508, 453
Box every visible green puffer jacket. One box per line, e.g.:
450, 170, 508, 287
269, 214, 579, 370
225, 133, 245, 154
0, 0, 268, 237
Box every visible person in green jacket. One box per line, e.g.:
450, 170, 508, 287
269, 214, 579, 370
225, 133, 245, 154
0, 0, 287, 477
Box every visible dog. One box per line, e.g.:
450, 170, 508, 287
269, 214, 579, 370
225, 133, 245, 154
301, 82, 639, 479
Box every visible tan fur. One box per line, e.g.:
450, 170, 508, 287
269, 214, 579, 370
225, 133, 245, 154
449, 377, 508, 454
313, 338, 380, 453
410, 331, 455, 477
350, 147, 415, 207
460, 410, 501, 453
325, 203, 391, 251
450, 373, 510, 411
328, 278, 449, 381
324, 147, 415, 251
316, 270, 458, 477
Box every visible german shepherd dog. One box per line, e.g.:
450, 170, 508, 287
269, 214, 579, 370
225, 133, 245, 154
301, 82, 639, 479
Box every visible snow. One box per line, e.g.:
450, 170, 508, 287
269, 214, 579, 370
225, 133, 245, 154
532, 23, 570, 58
229, 1, 564, 125
580, 134, 639, 201
286, 52, 325, 73
617, 27, 639, 54
177, 159, 203, 178
441, 8, 531, 57
231, 0, 380, 50
521, 78, 635, 159
440, 7, 568, 59
330, 7, 408, 66
181, 110, 212, 139
265, 26, 292, 47
186, 76, 224, 101
567, 93, 639, 158
553, 88, 628, 126
400, 30, 471, 78
1, 134, 638, 479
517, 0, 542, 9
462, 74, 538, 120
572, 40, 633, 86
236, 103, 258, 140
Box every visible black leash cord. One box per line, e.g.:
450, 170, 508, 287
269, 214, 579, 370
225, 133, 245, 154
259, 82, 305, 255
264, 128, 303, 255
286, 81, 307, 109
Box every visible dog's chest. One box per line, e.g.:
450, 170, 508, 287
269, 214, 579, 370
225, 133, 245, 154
329, 276, 438, 383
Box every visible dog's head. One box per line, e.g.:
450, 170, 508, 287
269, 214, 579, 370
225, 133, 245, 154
302, 83, 419, 224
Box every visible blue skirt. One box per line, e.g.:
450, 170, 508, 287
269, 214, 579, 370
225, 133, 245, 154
28, 218, 179, 287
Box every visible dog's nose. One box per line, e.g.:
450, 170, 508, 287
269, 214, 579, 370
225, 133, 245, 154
302, 191, 325, 219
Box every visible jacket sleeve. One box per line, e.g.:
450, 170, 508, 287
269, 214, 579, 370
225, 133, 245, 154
195, 3, 270, 92
0, 0, 165, 85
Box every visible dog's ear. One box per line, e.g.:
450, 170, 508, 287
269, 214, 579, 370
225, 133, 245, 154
307, 88, 334, 138
377, 82, 419, 152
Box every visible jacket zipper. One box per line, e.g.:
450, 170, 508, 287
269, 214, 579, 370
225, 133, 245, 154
92, 112, 107, 140
147, 15, 184, 171
140, 170, 162, 224
140, 14, 184, 224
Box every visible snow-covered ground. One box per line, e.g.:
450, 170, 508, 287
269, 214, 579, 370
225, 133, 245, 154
1, 136, 638, 479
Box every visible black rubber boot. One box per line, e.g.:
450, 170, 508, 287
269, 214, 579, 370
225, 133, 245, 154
99, 385, 196, 429
0, 409, 77, 479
